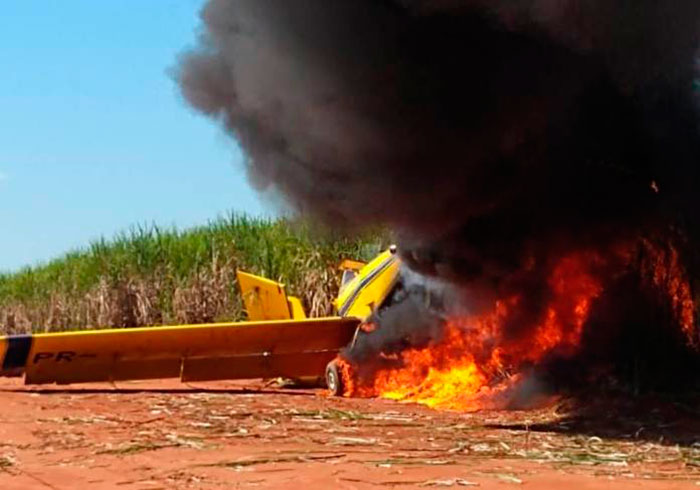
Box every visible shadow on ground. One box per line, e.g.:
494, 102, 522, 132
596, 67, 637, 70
489, 392, 700, 447
0, 385, 317, 397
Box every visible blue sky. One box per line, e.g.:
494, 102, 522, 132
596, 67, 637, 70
0, 1, 267, 271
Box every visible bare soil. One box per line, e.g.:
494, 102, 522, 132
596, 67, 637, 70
1, 378, 700, 489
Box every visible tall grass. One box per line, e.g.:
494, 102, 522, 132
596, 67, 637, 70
0, 214, 390, 334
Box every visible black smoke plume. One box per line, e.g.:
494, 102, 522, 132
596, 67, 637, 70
178, 1, 700, 389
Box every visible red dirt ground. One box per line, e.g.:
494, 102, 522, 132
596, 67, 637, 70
1, 378, 700, 489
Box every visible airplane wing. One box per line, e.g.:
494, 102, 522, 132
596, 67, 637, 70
0, 317, 359, 385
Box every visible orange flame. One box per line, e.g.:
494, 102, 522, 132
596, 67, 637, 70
641, 238, 696, 345
336, 241, 697, 412
340, 250, 607, 411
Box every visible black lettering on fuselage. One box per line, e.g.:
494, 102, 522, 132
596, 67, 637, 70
33, 351, 88, 363
33, 352, 54, 364
55, 351, 76, 362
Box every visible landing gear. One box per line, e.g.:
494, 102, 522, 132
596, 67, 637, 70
325, 360, 344, 396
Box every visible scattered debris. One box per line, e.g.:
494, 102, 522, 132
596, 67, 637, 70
420, 478, 479, 487
0, 454, 16, 471
332, 437, 378, 446
204, 453, 346, 469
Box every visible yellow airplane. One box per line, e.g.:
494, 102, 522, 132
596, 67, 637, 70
0, 247, 401, 395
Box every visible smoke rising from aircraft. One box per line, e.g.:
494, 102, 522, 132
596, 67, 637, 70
178, 0, 700, 285
178, 1, 700, 394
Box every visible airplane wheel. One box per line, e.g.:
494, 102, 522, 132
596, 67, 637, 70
325, 361, 344, 396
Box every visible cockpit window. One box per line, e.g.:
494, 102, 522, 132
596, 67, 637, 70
339, 269, 358, 294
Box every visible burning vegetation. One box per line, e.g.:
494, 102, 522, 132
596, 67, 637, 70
178, 1, 700, 409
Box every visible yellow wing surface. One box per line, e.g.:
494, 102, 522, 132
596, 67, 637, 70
0, 317, 358, 385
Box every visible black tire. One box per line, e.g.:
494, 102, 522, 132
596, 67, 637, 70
325, 360, 344, 396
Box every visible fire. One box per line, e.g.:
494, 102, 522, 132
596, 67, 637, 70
336, 239, 697, 412
340, 250, 609, 412
641, 238, 697, 345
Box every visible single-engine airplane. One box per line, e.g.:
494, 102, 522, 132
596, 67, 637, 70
0, 247, 401, 395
